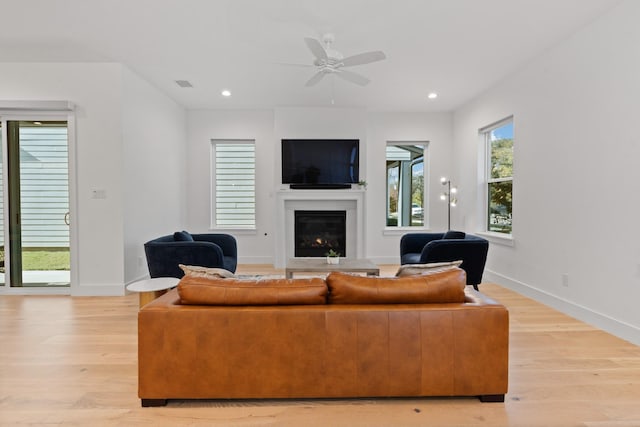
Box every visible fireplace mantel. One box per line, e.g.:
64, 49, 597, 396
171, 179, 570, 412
274, 188, 365, 268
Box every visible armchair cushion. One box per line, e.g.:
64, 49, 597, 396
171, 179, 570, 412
401, 253, 422, 265
399, 233, 444, 257
173, 230, 194, 241
442, 230, 466, 239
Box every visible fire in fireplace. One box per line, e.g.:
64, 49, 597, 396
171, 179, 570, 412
294, 210, 346, 257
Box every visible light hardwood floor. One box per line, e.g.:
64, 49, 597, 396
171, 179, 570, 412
1, 265, 639, 426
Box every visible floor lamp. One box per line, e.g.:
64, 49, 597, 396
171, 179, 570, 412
440, 177, 458, 230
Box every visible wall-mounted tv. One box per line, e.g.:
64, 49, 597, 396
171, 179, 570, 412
281, 139, 359, 188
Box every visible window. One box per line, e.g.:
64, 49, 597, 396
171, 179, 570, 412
386, 142, 427, 227
483, 119, 513, 234
211, 140, 255, 229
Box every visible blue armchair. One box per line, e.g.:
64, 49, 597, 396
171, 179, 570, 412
144, 231, 238, 278
400, 231, 489, 290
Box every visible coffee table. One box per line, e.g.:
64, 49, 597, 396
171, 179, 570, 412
285, 258, 379, 279
126, 277, 180, 308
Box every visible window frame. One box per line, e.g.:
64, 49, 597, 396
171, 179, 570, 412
480, 117, 513, 239
210, 139, 256, 231
384, 141, 429, 232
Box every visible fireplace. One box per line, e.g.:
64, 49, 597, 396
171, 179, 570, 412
275, 190, 363, 267
294, 210, 346, 257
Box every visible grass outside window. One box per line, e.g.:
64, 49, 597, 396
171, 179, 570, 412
0, 248, 70, 272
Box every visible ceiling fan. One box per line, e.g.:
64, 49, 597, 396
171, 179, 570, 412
301, 33, 386, 87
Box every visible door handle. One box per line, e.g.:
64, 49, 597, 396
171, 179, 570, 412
64, 212, 70, 226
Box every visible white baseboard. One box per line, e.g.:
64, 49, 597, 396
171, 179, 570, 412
72, 284, 126, 296
484, 269, 640, 346
0, 287, 70, 296
0, 283, 127, 296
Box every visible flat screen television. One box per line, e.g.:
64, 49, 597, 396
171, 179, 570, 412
281, 139, 359, 188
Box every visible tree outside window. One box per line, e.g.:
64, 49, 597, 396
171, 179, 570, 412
484, 120, 513, 234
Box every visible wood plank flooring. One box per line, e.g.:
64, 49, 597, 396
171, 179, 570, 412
1, 265, 639, 426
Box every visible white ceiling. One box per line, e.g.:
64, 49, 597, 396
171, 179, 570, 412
0, 0, 622, 112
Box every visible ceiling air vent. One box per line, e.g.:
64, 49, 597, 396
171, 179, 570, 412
175, 80, 193, 88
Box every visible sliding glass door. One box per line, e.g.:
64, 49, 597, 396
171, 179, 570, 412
2, 120, 70, 288
0, 122, 4, 286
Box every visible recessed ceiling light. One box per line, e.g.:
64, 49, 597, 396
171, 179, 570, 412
175, 80, 193, 88
221, 89, 231, 97
427, 92, 438, 99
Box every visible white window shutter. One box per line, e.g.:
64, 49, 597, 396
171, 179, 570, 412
214, 141, 255, 229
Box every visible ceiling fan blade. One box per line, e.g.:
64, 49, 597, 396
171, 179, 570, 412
304, 37, 328, 61
305, 71, 326, 87
336, 69, 370, 86
274, 62, 315, 68
341, 51, 386, 67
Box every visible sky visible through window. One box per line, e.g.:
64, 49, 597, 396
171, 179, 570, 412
491, 122, 513, 140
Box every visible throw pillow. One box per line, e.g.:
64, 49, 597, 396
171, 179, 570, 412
173, 230, 194, 242
442, 230, 466, 239
395, 260, 463, 277
179, 264, 236, 279
178, 276, 328, 305
326, 269, 467, 304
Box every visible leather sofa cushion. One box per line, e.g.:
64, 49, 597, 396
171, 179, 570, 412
326, 269, 466, 304
177, 276, 327, 305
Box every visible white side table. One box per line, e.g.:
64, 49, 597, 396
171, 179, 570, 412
126, 277, 180, 308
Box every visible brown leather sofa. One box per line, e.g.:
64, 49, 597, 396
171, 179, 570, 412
138, 269, 509, 406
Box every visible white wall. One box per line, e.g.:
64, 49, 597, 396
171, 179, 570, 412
0, 62, 187, 295
186, 107, 453, 265
274, 106, 368, 190
186, 109, 275, 263
452, 0, 640, 345
0, 62, 125, 295
366, 112, 453, 263
121, 68, 187, 283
